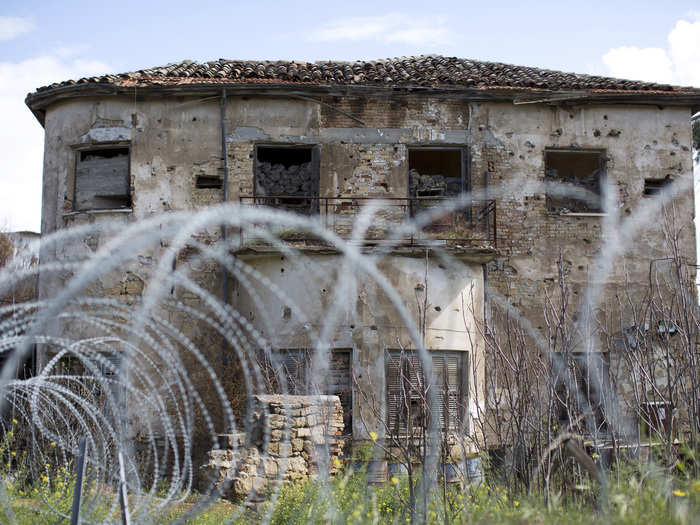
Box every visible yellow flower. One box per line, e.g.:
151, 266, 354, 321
332, 458, 342, 469
50, 442, 56, 447
10, 451, 15, 457
513, 500, 520, 507
673, 490, 687, 497
369, 432, 378, 442
11, 419, 17, 425
18, 490, 23, 496
33, 488, 38, 494
391, 476, 399, 485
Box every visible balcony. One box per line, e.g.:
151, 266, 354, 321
238, 196, 497, 250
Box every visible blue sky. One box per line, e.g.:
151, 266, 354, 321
1, 1, 699, 231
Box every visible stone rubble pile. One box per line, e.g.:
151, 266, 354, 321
202, 394, 344, 502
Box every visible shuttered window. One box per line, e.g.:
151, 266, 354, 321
386, 350, 466, 434
275, 348, 353, 433
74, 147, 131, 211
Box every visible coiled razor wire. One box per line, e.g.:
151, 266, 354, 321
0, 178, 693, 523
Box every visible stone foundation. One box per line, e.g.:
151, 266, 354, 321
202, 394, 345, 501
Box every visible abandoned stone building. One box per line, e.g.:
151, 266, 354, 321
24, 56, 700, 473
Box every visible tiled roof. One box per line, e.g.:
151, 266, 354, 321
30, 55, 699, 96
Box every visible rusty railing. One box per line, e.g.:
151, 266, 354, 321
239, 196, 497, 248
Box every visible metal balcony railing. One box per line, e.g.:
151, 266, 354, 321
239, 196, 497, 248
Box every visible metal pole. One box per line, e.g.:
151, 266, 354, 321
118, 450, 131, 525
70, 436, 87, 525
219, 88, 230, 370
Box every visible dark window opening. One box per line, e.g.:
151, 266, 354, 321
551, 352, 610, 437
255, 146, 319, 214
408, 149, 465, 197
275, 348, 352, 434
0, 345, 35, 380
545, 150, 604, 213
195, 175, 223, 189
386, 350, 466, 435
75, 147, 131, 211
643, 177, 673, 196
408, 148, 470, 229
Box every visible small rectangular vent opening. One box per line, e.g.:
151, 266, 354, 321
644, 177, 673, 196
195, 175, 223, 189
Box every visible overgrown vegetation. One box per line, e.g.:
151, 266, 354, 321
258, 464, 700, 525
4, 455, 700, 524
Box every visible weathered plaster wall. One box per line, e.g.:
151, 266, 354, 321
37, 91, 696, 452
466, 102, 696, 337
233, 250, 484, 444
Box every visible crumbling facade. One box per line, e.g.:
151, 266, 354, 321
25, 56, 700, 473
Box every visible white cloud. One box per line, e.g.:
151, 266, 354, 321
601, 19, 700, 87
667, 20, 700, 86
0, 16, 35, 41
602, 46, 675, 84
309, 13, 453, 46
0, 55, 110, 231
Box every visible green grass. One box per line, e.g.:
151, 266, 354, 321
1, 463, 700, 524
